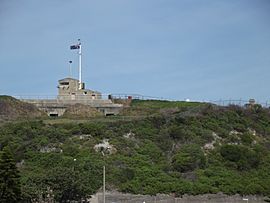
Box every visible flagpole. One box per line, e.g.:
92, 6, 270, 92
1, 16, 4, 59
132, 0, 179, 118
78, 39, 82, 89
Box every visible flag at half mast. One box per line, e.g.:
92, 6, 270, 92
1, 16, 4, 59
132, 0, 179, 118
70, 44, 80, 50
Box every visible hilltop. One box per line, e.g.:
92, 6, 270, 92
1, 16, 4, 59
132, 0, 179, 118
0, 95, 45, 122
0, 98, 270, 202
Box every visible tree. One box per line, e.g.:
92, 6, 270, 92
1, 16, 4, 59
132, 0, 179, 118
0, 146, 21, 202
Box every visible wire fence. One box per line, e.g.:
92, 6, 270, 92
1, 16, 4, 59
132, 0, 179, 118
207, 99, 270, 108
106, 95, 270, 108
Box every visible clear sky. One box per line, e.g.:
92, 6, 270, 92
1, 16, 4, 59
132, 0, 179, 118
0, 0, 270, 102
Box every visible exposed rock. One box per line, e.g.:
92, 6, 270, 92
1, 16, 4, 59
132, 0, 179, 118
94, 139, 116, 155
204, 142, 215, 150
123, 131, 135, 139
16, 159, 25, 168
229, 130, 242, 135
79, 134, 92, 140
227, 142, 240, 145
248, 128, 256, 136
203, 132, 222, 151
40, 145, 62, 153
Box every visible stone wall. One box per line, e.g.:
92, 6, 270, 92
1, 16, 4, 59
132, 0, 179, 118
89, 192, 267, 203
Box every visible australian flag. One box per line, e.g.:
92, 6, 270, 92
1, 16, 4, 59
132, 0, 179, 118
70, 44, 80, 50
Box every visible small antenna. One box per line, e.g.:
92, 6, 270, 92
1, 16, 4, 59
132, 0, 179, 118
69, 60, 72, 77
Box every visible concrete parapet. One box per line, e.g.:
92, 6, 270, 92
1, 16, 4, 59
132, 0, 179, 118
21, 98, 123, 117
21, 99, 118, 107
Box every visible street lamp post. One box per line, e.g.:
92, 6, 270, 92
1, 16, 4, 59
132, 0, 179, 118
101, 148, 109, 203
73, 158, 77, 171
103, 165, 105, 203
101, 146, 111, 203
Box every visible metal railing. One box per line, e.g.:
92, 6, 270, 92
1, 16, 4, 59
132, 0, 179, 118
12, 95, 270, 108
14, 95, 57, 100
13, 94, 169, 101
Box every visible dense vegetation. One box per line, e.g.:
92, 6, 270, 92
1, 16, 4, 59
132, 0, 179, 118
1, 99, 270, 202
0, 146, 22, 202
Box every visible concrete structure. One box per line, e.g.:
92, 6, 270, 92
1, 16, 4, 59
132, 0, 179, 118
21, 77, 123, 117
20, 41, 123, 117
57, 78, 102, 100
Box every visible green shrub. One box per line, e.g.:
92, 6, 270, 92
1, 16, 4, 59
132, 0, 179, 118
172, 144, 205, 172
220, 144, 260, 170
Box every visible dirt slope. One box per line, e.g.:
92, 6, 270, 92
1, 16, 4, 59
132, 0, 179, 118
0, 95, 45, 121
63, 103, 103, 118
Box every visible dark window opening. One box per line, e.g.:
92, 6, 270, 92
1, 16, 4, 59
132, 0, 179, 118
49, 113, 58, 117
105, 113, 115, 116
60, 82, 69, 85
84, 92, 88, 95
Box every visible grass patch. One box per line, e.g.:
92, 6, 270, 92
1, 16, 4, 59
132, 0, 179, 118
131, 99, 204, 109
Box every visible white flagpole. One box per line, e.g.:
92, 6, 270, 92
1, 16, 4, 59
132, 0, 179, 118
78, 39, 82, 89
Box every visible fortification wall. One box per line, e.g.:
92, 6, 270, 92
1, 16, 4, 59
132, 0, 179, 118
21, 99, 123, 116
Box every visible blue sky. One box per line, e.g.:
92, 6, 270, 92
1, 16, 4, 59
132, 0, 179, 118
0, 0, 270, 102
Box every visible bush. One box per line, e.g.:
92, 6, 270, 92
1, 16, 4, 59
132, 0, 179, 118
220, 144, 260, 170
172, 144, 205, 172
